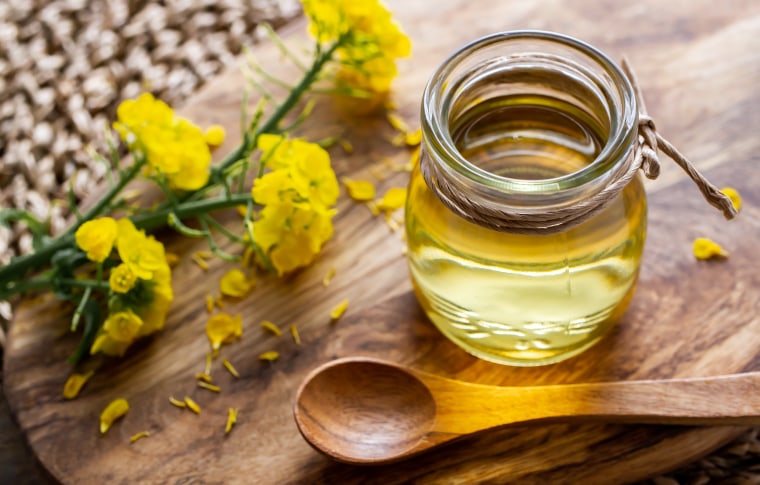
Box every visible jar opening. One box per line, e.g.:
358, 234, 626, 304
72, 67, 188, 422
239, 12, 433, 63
423, 31, 637, 196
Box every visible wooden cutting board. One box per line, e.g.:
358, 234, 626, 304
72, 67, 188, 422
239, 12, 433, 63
5, 0, 760, 483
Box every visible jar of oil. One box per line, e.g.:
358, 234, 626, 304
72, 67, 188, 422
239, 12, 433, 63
406, 31, 645, 366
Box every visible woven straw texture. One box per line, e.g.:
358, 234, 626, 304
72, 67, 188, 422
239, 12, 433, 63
0, 1, 758, 483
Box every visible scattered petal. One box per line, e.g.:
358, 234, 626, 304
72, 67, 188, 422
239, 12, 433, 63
693, 237, 729, 260
259, 351, 279, 362
261, 320, 282, 336
169, 396, 186, 409
322, 267, 336, 287
330, 299, 349, 322
100, 398, 129, 434
376, 187, 407, 213
204, 125, 226, 147
206, 313, 243, 352
404, 128, 422, 147
387, 112, 411, 133
205, 295, 215, 314
220, 269, 253, 298
339, 139, 354, 154
185, 396, 201, 414
721, 187, 742, 211
192, 254, 209, 271
225, 408, 238, 434
196, 373, 212, 383
204, 352, 212, 375
223, 358, 240, 378
343, 178, 376, 202
130, 431, 150, 443
198, 381, 221, 393
165, 252, 181, 267
290, 324, 301, 345
63, 370, 94, 400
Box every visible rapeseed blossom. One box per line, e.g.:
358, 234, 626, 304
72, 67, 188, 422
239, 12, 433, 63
302, 0, 411, 94
113, 93, 211, 190
251, 135, 339, 275
74, 217, 174, 357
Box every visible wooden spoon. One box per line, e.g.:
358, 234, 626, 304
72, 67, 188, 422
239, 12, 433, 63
293, 357, 760, 465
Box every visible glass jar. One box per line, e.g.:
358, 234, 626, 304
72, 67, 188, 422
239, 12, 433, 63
405, 31, 646, 366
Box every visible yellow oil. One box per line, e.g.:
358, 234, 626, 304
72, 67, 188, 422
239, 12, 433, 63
406, 95, 647, 366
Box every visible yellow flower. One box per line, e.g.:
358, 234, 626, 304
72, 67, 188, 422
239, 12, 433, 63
75, 217, 118, 263
116, 218, 166, 280
254, 135, 339, 208
100, 398, 129, 434
206, 312, 243, 351
219, 269, 253, 298
114, 93, 211, 190
109, 264, 137, 294
103, 310, 143, 342
251, 136, 339, 275
302, 0, 411, 94
693, 237, 728, 260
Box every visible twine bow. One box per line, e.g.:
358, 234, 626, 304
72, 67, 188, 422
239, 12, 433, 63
420, 59, 738, 235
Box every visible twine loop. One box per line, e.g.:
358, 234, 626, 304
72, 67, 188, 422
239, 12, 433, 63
420, 59, 737, 235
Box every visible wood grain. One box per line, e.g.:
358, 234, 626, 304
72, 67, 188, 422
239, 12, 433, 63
4, 0, 760, 483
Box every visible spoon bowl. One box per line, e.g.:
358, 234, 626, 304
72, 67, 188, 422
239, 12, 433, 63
294, 357, 760, 464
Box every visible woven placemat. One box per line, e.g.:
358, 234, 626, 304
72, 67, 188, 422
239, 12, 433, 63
0, 1, 759, 483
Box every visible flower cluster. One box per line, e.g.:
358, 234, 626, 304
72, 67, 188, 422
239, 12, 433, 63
251, 134, 339, 275
302, 0, 411, 94
75, 217, 174, 356
113, 93, 211, 190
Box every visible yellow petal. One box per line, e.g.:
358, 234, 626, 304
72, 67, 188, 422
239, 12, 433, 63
290, 324, 301, 346
130, 431, 150, 443
693, 237, 728, 260
100, 398, 129, 434
375, 187, 407, 213
196, 373, 212, 383
322, 267, 336, 287
225, 408, 238, 434
387, 112, 410, 133
169, 396, 186, 409
185, 396, 201, 414
404, 128, 422, 147
198, 381, 221, 393
343, 178, 376, 202
223, 358, 240, 378
219, 269, 253, 298
205, 295, 214, 313
721, 186, 742, 211
261, 320, 282, 336
330, 299, 349, 321
206, 313, 243, 351
63, 370, 95, 400
259, 351, 279, 362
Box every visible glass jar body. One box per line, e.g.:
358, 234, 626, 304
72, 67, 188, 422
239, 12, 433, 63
406, 162, 646, 366
406, 31, 646, 366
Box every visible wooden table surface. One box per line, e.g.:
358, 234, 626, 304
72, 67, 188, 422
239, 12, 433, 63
3, 0, 760, 483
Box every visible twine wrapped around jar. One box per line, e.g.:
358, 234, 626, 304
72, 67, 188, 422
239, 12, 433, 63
420, 59, 738, 235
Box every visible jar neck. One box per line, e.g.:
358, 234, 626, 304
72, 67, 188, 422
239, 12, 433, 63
421, 30, 638, 213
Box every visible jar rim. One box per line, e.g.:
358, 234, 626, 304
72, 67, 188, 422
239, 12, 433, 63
422, 30, 638, 194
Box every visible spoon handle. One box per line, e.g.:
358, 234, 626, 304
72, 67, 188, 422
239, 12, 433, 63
418, 371, 760, 435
